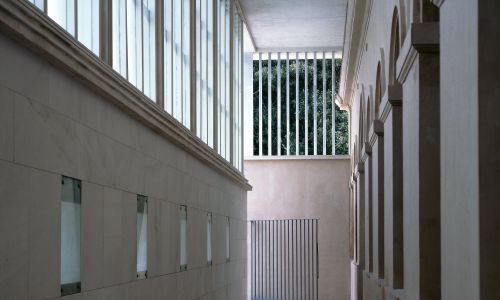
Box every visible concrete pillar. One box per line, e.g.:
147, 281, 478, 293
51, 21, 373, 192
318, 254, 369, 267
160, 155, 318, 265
397, 22, 440, 300
372, 120, 384, 282
355, 162, 365, 300
440, 0, 500, 298
364, 145, 373, 276
383, 85, 404, 291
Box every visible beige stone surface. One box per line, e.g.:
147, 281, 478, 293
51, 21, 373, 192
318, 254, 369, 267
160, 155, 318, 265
0, 30, 247, 299
245, 158, 351, 300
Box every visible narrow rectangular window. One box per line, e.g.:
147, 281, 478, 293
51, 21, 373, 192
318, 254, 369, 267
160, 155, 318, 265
60, 176, 81, 296
225, 216, 230, 261
179, 205, 188, 270
136, 195, 148, 279
207, 212, 213, 265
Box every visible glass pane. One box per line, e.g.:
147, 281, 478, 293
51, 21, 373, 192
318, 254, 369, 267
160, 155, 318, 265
112, 0, 127, 77
127, 0, 143, 90
164, 0, 173, 114
143, 0, 156, 101
77, 0, 100, 55
182, 0, 191, 128
61, 176, 81, 295
179, 205, 187, 269
207, 0, 214, 148
218, 0, 225, 158
196, 0, 202, 138
207, 213, 212, 264
225, 216, 230, 260
224, 1, 230, 160
232, 15, 238, 167
173, 0, 182, 122
29, 0, 45, 10
136, 196, 148, 278
47, 0, 75, 36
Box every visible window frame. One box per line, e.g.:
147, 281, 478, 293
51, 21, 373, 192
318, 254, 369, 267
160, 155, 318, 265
23, 0, 247, 171
207, 212, 213, 265
136, 195, 148, 279
179, 205, 188, 271
60, 176, 82, 296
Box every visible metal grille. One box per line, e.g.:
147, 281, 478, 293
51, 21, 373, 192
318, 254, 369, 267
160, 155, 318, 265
251, 219, 319, 300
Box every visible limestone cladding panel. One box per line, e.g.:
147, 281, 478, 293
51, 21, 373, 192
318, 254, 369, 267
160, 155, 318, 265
245, 159, 350, 300
0, 27, 247, 299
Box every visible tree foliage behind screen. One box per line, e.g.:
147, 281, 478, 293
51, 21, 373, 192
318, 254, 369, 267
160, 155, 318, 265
253, 58, 348, 155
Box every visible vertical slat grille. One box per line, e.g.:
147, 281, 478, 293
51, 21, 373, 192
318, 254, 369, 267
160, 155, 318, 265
252, 52, 346, 157
251, 219, 319, 300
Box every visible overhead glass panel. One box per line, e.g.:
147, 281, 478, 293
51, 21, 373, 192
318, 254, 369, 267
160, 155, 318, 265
112, 0, 156, 101
47, 0, 75, 36
172, 0, 183, 122
182, 0, 191, 128
127, 0, 143, 91
77, 0, 100, 55
112, 0, 127, 77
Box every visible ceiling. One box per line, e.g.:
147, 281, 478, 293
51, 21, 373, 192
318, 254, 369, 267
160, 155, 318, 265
239, 0, 348, 52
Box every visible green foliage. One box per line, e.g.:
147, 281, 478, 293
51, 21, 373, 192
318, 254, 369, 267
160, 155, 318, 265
252, 58, 348, 155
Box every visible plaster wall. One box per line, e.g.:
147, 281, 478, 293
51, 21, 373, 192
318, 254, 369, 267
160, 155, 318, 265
343, 0, 441, 299
0, 32, 247, 300
245, 158, 351, 300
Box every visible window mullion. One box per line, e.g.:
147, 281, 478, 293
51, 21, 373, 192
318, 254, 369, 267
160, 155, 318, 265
190, 0, 197, 133
156, 0, 164, 108
141, 0, 145, 93
74, 0, 78, 40
100, 0, 112, 63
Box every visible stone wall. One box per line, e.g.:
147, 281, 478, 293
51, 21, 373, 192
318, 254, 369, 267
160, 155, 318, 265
0, 32, 247, 300
343, 0, 500, 299
245, 158, 351, 300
